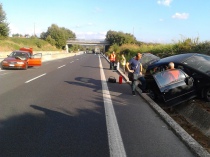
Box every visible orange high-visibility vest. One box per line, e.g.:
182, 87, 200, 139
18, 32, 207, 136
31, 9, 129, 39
110, 54, 116, 61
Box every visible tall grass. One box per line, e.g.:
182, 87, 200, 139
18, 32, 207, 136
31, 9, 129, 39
106, 37, 210, 60
0, 37, 60, 51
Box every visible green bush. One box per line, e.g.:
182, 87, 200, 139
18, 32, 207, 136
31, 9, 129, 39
107, 37, 210, 60
36, 41, 42, 48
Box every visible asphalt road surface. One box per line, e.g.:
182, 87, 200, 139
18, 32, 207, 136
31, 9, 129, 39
0, 53, 196, 157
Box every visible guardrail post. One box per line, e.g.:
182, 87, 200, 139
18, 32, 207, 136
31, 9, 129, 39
117, 62, 120, 70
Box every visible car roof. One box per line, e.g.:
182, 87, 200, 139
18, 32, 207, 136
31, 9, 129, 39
158, 53, 196, 63
149, 53, 196, 67
14, 50, 30, 53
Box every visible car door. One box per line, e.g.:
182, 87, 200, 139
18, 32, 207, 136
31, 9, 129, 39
28, 53, 42, 66
153, 69, 197, 106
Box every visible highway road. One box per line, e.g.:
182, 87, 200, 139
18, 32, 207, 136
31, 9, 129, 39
0, 53, 196, 157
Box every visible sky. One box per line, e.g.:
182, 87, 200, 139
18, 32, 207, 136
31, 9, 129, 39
1, 0, 210, 43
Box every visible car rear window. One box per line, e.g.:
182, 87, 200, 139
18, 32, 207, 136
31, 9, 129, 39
183, 54, 210, 74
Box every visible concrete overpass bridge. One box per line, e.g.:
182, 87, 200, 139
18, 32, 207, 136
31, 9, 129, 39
66, 39, 110, 53
66, 39, 110, 46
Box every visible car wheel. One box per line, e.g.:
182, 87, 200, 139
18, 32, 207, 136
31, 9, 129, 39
148, 89, 157, 100
204, 87, 210, 102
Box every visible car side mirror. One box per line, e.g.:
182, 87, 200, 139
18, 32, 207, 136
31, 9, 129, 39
185, 77, 193, 86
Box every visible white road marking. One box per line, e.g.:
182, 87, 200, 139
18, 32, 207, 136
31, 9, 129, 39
57, 65, 66, 69
99, 56, 126, 157
0, 70, 8, 76
70, 61, 74, 63
25, 73, 46, 83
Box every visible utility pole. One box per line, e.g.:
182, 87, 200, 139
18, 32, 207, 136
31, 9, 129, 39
34, 23, 35, 36
133, 27, 135, 40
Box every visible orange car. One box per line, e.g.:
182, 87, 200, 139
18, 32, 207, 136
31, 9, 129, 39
1, 49, 42, 70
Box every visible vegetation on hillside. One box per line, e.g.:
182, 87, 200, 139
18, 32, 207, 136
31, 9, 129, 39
105, 31, 210, 62
0, 37, 60, 51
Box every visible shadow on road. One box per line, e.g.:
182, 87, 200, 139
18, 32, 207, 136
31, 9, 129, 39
65, 77, 102, 93
0, 104, 109, 157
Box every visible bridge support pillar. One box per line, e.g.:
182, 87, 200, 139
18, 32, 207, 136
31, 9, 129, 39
66, 44, 68, 53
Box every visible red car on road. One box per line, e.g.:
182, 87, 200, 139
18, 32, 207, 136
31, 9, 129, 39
1, 48, 42, 70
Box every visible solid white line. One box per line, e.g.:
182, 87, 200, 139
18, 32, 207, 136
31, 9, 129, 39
57, 65, 66, 69
25, 73, 46, 83
99, 56, 126, 157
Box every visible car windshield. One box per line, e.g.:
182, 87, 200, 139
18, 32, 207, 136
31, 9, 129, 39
9, 52, 28, 59
140, 53, 160, 69
183, 54, 210, 75
154, 69, 186, 88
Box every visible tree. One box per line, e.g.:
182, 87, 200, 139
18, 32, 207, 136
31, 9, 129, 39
46, 35, 56, 46
12, 33, 21, 37
61, 27, 76, 40
42, 24, 76, 49
106, 30, 137, 46
0, 3, 9, 38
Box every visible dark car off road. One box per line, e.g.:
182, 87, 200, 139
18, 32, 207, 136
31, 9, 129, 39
141, 53, 210, 107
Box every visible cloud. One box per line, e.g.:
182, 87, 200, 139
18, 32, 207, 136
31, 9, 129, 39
157, 0, 172, 6
172, 13, 189, 19
159, 18, 164, 22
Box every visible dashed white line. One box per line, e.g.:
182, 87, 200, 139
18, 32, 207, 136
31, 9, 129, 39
0, 70, 8, 76
70, 61, 74, 63
25, 73, 46, 83
57, 65, 66, 69
99, 56, 126, 157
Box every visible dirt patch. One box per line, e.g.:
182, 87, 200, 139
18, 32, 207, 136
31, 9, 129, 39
162, 100, 210, 153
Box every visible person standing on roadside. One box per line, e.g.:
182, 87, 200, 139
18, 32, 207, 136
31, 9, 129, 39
109, 51, 116, 70
126, 53, 142, 96
126, 54, 140, 96
121, 53, 126, 74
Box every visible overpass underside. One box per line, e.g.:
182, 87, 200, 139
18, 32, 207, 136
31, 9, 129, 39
66, 40, 110, 52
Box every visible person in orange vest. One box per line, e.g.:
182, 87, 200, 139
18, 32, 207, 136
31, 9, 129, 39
109, 51, 116, 70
